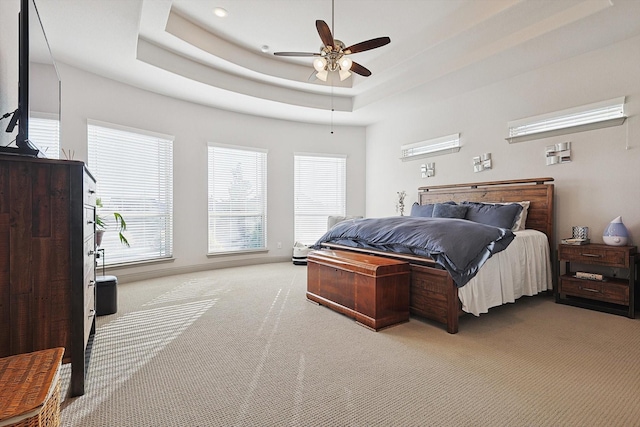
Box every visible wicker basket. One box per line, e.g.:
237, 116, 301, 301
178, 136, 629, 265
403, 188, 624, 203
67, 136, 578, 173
0, 348, 64, 427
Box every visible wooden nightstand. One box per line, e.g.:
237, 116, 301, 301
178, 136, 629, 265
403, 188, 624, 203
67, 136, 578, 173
557, 243, 638, 318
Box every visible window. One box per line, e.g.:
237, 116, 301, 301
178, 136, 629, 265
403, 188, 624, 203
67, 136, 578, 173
507, 97, 626, 143
29, 114, 59, 159
400, 133, 460, 161
87, 120, 174, 265
208, 144, 267, 253
294, 154, 346, 246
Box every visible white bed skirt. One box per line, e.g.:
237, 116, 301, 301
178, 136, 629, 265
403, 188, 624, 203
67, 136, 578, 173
458, 229, 553, 316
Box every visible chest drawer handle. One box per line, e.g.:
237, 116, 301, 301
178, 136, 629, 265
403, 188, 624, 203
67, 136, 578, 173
88, 308, 96, 317
580, 253, 602, 258
88, 189, 96, 194
88, 250, 95, 256
579, 286, 601, 293
88, 280, 95, 287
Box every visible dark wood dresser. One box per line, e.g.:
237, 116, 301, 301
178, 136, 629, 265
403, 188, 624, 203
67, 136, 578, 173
0, 154, 97, 396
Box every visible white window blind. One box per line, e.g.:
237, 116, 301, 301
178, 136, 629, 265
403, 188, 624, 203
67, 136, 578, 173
28, 114, 59, 159
294, 154, 346, 246
87, 121, 174, 265
208, 144, 267, 253
507, 97, 626, 143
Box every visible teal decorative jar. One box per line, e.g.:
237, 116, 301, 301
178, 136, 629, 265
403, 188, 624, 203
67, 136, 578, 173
603, 216, 629, 246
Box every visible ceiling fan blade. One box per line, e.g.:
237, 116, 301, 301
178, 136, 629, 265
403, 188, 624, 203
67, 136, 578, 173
344, 37, 391, 55
316, 20, 335, 49
350, 61, 372, 77
274, 52, 321, 57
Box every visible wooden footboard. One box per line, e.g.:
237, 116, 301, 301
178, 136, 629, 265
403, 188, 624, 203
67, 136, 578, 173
409, 264, 462, 334
321, 243, 463, 333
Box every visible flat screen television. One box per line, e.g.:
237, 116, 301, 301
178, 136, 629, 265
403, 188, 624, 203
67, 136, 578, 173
1, 0, 60, 157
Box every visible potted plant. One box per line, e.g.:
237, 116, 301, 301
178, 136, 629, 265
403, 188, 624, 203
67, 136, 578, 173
95, 198, 129, 247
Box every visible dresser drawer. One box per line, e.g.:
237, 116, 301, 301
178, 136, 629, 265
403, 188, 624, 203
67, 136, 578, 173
84, 237, 96, 274
84, 267, 96, 346
84, 171, 97, 206
559, 245, 627, 267
560, 277, 629, 305
84, 206, 96, 240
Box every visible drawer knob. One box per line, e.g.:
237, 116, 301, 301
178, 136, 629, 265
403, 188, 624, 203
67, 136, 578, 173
88, 308, 96, 317
88, 280, 95, 287
88, 250, 95, 256
88, 189, 96, 194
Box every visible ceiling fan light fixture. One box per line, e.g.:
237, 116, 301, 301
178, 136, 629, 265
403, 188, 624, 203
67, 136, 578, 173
339, 56, 352, 71
339, 69, 351, 81
313, 57, 327, 72
316, 70, 329, 81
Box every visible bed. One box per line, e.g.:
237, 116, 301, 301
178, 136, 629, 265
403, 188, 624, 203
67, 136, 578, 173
318, 177, 555, 333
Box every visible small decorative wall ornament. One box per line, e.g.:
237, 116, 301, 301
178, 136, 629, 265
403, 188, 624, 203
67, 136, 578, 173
396, 190, 407, 216
603, 216, 629, 246
546, 141, 571, 165
473, 153, 492, 172
421, 163, 435, 178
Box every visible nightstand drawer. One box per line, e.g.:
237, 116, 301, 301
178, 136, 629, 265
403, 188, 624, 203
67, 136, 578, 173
560, 277, 629, 305
559, 245, 627, 267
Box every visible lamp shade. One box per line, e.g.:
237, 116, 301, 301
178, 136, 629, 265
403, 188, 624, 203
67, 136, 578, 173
316, 70, 328, 81
339, 56, 352, 70
313, 57, 327, 72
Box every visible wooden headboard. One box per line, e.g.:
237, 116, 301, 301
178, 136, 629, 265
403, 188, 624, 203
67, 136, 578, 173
418, 177, 555, 247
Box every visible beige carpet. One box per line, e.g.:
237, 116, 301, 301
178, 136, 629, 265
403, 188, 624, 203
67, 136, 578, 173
58, 262, 640, 426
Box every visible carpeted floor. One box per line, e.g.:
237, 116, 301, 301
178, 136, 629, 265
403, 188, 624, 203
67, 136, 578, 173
59, 262, 640, 426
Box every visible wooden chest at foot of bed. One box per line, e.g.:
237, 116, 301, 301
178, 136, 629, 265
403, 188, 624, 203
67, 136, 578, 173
307, 250, 411, 330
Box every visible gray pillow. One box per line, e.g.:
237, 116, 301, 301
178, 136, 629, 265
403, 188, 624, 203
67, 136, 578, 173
410, 202, 435, 217
462, 201, 523, 229
432, 203, 468, 219
410, 201, 456, 217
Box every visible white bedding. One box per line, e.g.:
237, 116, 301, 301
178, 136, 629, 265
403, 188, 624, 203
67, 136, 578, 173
458, 229, 552, 316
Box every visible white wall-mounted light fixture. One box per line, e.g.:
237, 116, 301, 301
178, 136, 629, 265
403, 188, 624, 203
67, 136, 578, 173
546, 142, 571, 165
421, 163, 435, 178
400, 133, 460, 162
473, 153, 492, 172
506, 97, 626, 143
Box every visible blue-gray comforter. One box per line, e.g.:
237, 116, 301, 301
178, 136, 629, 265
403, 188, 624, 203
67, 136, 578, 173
312, 216, 515, 287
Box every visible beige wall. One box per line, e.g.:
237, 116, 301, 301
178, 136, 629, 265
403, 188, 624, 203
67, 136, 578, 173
50, 64, 366, 282
366, 34, 640, 247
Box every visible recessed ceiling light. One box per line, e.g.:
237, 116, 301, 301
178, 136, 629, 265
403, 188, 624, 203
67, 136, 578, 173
261, 45, 269, 53
213, 7, 228, 18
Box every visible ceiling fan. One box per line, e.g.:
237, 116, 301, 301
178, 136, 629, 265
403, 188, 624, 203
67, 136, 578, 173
273, 8, 390, 82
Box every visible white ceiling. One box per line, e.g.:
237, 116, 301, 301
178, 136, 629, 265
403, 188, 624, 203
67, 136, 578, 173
33, 0, 640, 126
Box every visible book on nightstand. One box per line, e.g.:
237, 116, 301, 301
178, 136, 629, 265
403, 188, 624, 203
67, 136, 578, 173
561, 238, 590, 245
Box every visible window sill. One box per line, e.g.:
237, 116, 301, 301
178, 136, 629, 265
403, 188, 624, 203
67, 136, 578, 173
207, 249, 269, 257
103, 256, 175, 270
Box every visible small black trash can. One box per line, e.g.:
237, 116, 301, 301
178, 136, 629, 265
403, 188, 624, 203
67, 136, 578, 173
96, 275, 118, 316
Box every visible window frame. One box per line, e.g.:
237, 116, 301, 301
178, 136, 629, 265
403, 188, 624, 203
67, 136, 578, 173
207, 143, 268, 255
87, 119, 174, 266
294, 153, 347, 246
